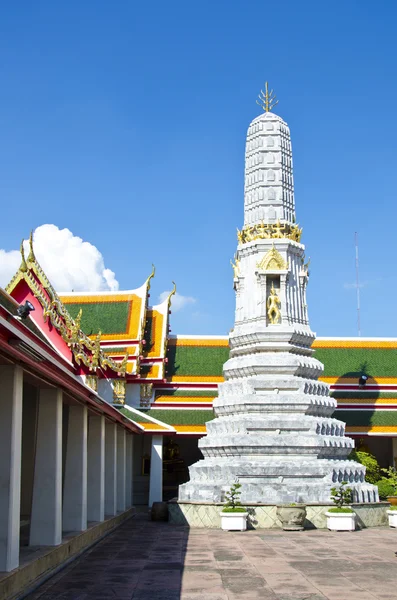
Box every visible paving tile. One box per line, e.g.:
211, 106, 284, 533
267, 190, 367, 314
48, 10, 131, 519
221, 575, 268, 593
226, 590, 278, 599
180, 593, 228, 600
312, 590, 377, 600
131, 592, 180, 600
181, 570, 223, 590
23, 514, 397, 600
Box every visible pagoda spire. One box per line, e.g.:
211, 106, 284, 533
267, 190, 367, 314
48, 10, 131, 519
178, 92, 378, 509
244, 93, 295, 227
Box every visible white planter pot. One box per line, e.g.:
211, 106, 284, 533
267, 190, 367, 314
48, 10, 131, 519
325, 511, 356, 531
387, 510, 397, 528
220, 512, 248, 531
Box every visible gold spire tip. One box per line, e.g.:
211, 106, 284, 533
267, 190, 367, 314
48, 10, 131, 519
27, 230, 35, 263
256, 81, 279, 113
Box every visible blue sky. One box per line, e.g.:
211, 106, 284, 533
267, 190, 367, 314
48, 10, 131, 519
0, 1, 396, 337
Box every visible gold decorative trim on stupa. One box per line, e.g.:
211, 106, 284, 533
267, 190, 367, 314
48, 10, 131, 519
257, 244, 288, 271
237, 220, 302, 245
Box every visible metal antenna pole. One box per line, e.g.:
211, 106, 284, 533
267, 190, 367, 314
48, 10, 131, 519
355, 232, 361, 337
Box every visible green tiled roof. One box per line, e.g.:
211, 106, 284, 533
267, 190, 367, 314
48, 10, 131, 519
315, 348, 397, 378
103, 346, 129, 353
67, 302, 130, 335
145, 409, 215, 425
166, 345, 229, 377
335, 410, 397, 426
118, 407, 156, 425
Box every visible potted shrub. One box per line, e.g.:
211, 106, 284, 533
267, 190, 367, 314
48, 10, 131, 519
276, 503, 307, 531
380, 467, 397, 505
220, 480, 248, 531
325, 481, 356, 531
387, 506, 397, 528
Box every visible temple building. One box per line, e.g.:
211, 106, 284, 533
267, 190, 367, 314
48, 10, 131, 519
1, 83, 397, 590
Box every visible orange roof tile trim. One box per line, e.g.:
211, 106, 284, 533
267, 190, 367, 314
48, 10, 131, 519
137, 422, 170, 431
155, 396, 215, 404
346, 426, 397, 433
168, 338, 229, 347
174, 425, 207, 433
321, 377, 397, 385
314, 340, 397, 349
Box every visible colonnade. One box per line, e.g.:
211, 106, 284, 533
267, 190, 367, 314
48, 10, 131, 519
0, 364, 135, 572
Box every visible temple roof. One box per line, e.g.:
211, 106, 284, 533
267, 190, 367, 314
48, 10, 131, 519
60, 286, 148, 341
5, 233, 397, 438
166, 336, 229, 383
5, 234, 131, 378
146, 335, 397, 436
59, 276, 174, 381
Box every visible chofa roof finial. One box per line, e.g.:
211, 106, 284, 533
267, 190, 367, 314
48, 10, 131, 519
27, 230, 36, 263
20, 240, 28, 272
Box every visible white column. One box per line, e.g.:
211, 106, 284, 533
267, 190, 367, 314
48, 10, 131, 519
149, 435, 163, 507
30, 388, 63, 546
117, 427, 126, 512
125, 434, 133, 508
62, 405, 87, 532
87, 415, 105, 522
0, 365, 23, 572
105, 422, 117, 516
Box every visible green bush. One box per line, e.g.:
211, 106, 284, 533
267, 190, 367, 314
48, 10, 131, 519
376, 478, 396, 500
349, 450, 381, 484
222, 480, 246, 513
381, 466, 397, 490
330, 481, 352, 509
328, 507, 354, 513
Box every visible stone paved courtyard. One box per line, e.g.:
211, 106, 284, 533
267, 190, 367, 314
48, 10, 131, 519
26, 514, 397, 600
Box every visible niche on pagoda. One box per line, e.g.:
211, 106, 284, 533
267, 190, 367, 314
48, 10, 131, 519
256, 245, 289, 325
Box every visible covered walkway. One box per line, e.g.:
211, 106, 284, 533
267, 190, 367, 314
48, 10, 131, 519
25, 514, 397, 600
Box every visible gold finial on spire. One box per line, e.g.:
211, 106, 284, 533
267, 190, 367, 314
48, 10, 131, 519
146, 264, 156, 290
256, 82, 278, 113
167, 281, 177, 308
20, 240, 28, 272
27, 230, 36, 263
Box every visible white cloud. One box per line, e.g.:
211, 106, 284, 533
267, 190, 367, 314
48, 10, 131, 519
0, 224, 119, 292
158, 290, 196, 312
344, 277, 384, 290
0, 249, 21, 286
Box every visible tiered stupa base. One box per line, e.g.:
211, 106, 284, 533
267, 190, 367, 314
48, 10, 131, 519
179, 327, 379, 506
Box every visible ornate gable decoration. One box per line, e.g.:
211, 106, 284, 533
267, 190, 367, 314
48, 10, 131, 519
257, 246, 288, 271
6, 233, 128, 377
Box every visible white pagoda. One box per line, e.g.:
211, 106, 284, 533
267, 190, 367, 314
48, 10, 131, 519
179, 84, 378, 504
